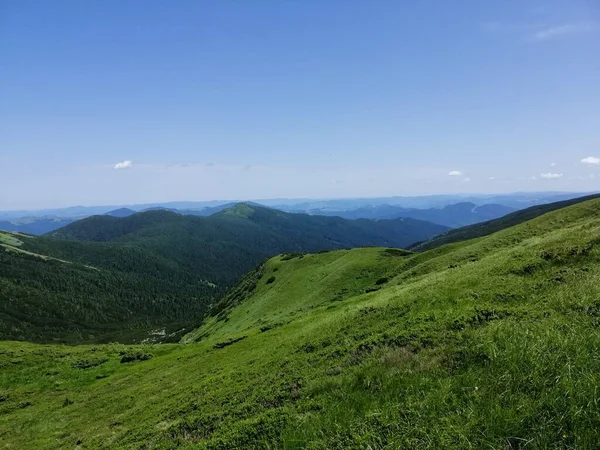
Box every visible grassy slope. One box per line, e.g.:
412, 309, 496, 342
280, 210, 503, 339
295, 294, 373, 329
2, 199, 600, 447
411, 192, 600, 252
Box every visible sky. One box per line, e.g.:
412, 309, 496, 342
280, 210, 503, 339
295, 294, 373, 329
1, 0, 599, 210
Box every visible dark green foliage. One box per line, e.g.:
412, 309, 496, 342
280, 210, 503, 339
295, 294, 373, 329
266, 276, 276, 284
213, 336, 247, 349
119, 351, 153, 363
260, 323, 283, 332
0, 237, 217, 343
382, 248, 410, 257
331, 289, 349, 302
70, 358, 108, 370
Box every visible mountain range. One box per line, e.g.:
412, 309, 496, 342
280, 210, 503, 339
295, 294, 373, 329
298, 202, 515, 227
2, 194, 600, 448
0, 203, 447, 342
0, 192, 592, 235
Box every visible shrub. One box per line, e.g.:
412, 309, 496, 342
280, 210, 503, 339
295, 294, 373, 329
213, 336, 247, 349
119, 352, 153, 363
71, 358, 108, 369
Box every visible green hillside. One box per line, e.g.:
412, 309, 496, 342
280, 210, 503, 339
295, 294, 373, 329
411, 192, 600, 251
0, 204, 446, 343
2, 197, 600, 448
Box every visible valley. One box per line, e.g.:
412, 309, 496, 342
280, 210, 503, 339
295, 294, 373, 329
0, 203, 446, 343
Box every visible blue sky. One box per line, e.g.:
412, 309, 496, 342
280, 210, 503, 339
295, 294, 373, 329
1, 0, 599, 209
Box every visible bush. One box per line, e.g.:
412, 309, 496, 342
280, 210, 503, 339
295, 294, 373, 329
213, 336, 247, 349
119, 352, 153, 363
266, 276, 276, 284
71, 358, 108, 369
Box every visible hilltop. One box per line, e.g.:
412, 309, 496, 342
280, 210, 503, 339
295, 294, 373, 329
2, 197, 600, 447
0, 204, 446, 342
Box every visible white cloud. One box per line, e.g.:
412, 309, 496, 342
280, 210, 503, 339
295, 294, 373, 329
463, 177, 471, 182
114, 160, 133, 170
540, 172, 563, 179
481, 22, 537, 34
488, 176, 496, 180
550, 162, 557, 167
532, 22, 597, 41
448, 170, 463, 177
581, 156, 600, 165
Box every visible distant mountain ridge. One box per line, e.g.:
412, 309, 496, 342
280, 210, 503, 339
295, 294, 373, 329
2, 192, 595, 235
300, 202, 515, 228
411, 193, 600, 251
104, 208, 136, 217
1, 192, 591, 220
0, 216, 76, 235
0, 201, 520, 235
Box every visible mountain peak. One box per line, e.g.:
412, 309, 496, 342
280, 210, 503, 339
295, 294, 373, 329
218, 203, 258, 218
104, 208, 136, 218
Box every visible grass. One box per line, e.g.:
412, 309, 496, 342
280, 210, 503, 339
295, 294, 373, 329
0, 232, 25, 247
2, 198, 600, 448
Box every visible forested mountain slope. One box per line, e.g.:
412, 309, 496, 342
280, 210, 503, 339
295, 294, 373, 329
3, 197, 600, 448
49, 203, 448, 247
0, 231, 219, 343
0, 204, 446, 342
